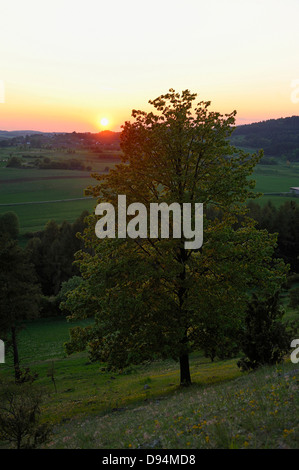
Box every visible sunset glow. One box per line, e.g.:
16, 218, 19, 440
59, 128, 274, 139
100, 118, 109, 127
0, 0, 299, 132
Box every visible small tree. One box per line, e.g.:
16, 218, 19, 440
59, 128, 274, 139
0, 382, 52, 449
0, 211, 19, 239
238, 292, 293, 371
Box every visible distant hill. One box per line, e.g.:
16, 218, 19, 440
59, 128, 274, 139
0, 130, 47, 139
231, 116, 299, 161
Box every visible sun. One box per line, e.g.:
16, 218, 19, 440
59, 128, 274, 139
100, 117, 109, 127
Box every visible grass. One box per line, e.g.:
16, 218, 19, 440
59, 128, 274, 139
0, 313, 298, 449
3, 199, 96, 237
44, 361, 298, 449
253, 162, 299, 206
0, 146, 120, 234
0, 317, 242, 426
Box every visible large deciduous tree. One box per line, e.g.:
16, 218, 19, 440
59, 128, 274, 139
64, 89, 286, 385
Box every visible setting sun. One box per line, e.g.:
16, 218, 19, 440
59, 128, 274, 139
100, 118, 109, 127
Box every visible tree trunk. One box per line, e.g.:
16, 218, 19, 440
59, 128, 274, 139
177, 245, 191, 386
179, 352, 191, 386
11, 326, 21, 382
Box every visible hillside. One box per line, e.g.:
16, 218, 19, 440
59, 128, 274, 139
231, 116, 299, 161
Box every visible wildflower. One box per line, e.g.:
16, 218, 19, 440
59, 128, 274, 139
283, 429, 294, 436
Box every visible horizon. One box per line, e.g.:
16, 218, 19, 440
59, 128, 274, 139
1, 0, 299, 133
2, 113, 299, 135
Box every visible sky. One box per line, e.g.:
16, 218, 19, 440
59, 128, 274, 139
0, 0, 299, 132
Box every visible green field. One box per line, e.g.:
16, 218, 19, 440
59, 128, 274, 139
254, 163, 299, 206
0, 147, 119, 234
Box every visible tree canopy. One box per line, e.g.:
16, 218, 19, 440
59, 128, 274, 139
63, 89, 287, 385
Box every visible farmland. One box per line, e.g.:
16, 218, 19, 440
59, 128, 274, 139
0, 146, 120, 236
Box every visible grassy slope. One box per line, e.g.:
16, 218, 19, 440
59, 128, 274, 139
0, 310, 298, 449
0, 317, 242, 425
46, 361, 299, 450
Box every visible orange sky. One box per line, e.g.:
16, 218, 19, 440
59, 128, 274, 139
1, 0, 299, 132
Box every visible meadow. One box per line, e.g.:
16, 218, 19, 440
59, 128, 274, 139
0, 147, 119, 235
254, 163, 299, 206
0, 311, 298, 449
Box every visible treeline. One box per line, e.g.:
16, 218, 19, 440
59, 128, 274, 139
6, 156, 92, 171
26, 211, 89, 297
0, 130, 121, 150
246, 200, 299, 272
0, 209, 89, 315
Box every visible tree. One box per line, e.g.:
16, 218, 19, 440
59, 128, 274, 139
26, 211, 88, 297
6, 156, 22, 168
0, 236, 41, 381
64, 89, 287, 385
0, 211, 19, 239
57, 275, 83, 314
237, 292, 294, 371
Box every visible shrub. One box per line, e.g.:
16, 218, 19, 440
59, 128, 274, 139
0, 382, 52, 449
238, 292, 293, 371
289, 287, 299, 309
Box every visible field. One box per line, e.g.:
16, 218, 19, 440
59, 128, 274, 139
0, 147, 120, 235
254, 163, 299, 206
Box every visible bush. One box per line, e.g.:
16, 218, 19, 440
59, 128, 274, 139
238, 292, 294, 371
6, 156, 23, 168
0, 382, 52, 449
289, 287, 299, 309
